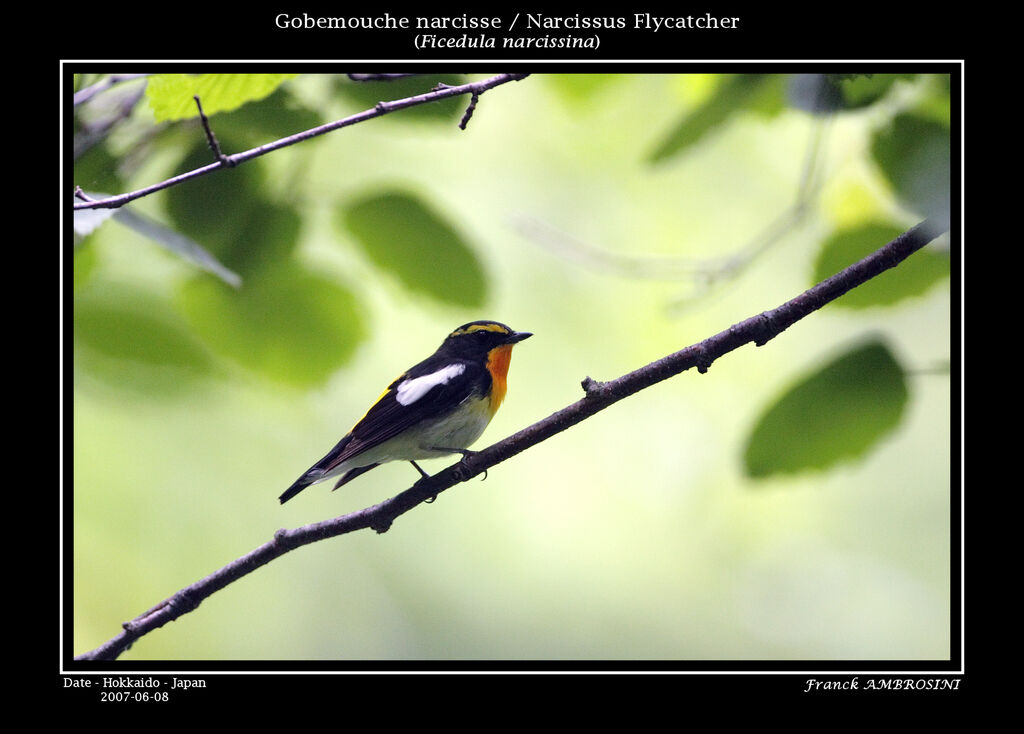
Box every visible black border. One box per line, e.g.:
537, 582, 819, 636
62, 12, 965, 703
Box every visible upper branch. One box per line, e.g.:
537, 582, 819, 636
72, 219, 945, 662
72, 73, 530, 211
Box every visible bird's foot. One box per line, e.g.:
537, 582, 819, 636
429, 447, 487, 481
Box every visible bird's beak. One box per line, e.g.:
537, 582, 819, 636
507, 331, 533, 344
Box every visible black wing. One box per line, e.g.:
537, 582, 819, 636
279, 358, 489, 504
337, 358, 488, 465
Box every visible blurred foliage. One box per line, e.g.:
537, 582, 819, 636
74, 141, 124, 193
813, 223, 949, 309
71, 70, 951, 445
164, 138, 295, 277
649, 73, 951, 235
70, 69, 951, 457
794, 73, 917, 113
176, 265, 366, 387
648, 74, 785, 163
872, 112, 951, 227
211, 86, 327, 146
113, 208, 242, 287
333, 73, 468, 122
74, 282, 219, 396
74, 198, 241, 286
73, 241, 99, 290
744, 340, 909, 477
543, 73, 626, 105
340, 190, 488, 308
70, 72, 953, 660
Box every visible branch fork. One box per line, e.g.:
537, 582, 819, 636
193, 95, 232, 167
73, 73, 530, 211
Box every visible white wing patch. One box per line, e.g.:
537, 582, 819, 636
395, 363, 466, 406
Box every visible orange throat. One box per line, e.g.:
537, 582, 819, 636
486, 345, 514, 414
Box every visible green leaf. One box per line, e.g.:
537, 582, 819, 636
648, 75, 783, 164
340, 190, 488, 307
146, 73, 298, 122
72, 192, 118, 237
164, 140, 298, 276
73, 191, 241, 286
744, 340, 908, 478
164, 139, 264, 239
74, 284, 217, 395
113, 208, 242, 287
73, 142, 124, 195
813, 223, 949, 308
176, 265, 366, 387
73, 241, 98, 289
208, 87, 325, 146
544, 74, 624, 105
871, 113, 950, 227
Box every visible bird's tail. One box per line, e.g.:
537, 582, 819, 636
332, 463, 380, 490
279, 434, 355, 504
279, 473, 319, 504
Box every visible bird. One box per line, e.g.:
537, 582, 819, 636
279, 320, 532, 504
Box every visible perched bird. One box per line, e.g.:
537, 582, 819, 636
279, 320, 532, 503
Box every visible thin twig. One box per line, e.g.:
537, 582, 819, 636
73, 218, 945, 662
515, 114, 831, 302
347, 73, 420, 81
73, 73, 530, 211
459, 92, 480, 129
193, 95, 229, 165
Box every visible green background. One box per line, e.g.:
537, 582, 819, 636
72, 72, 953, 661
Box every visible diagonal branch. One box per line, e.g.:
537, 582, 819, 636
72, 73, 530, 211
73, 219, 946, 662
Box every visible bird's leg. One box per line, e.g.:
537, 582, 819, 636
410, 461, 439, 503
410, 460, 430, 479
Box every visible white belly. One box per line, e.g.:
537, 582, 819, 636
403, 396, 494, 458
336, 395, 494, 476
